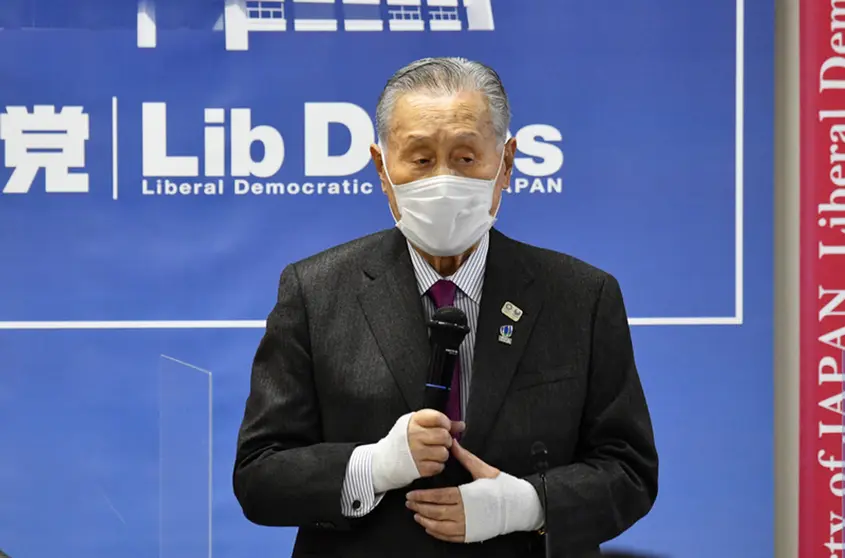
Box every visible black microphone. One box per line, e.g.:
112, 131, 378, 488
531, 441, 551, 558
422, 306, 470, 412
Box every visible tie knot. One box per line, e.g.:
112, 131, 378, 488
428, 279, 457, 308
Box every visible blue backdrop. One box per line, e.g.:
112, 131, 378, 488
0, 1, 774, 556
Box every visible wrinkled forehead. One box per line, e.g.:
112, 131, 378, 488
386, 90, 497, 148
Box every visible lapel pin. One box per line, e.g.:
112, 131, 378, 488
501, 301, 523, 322
498, 324, 514, 345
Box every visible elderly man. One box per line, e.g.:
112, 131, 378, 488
233, 57, 658, 558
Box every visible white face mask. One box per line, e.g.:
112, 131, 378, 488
381, 147, 505, 257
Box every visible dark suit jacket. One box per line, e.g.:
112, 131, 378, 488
233, 228, 658, 558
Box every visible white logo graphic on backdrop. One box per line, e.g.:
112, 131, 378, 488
0, 106, 90, 194
141, 101, 377, 197
136, 0, 494, 50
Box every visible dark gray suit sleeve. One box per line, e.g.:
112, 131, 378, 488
233, 264, 358, 530
525, 274, 659, 552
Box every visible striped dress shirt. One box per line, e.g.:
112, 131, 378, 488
339, 232, 489, 517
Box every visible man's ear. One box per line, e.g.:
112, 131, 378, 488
370, 143, 388, 194
503, 137, 517, 185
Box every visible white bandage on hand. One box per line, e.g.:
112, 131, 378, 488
459, 472, 545, 543
371, 412, 421, 494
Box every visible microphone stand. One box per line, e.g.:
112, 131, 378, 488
531, 441, 551, 558
539, 469, 550, 558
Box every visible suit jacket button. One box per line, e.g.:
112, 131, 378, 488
352, 500, 361, 510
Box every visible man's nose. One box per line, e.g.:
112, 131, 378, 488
432, 163, 458, 177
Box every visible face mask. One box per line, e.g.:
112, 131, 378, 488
381, 147, 505, 257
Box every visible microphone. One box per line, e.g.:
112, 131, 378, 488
531, 441, 551, 558
422, 306, 470, 412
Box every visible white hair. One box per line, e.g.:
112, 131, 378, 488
375, 57, 511, 148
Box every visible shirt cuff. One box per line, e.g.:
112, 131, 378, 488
340, 444, 385, 518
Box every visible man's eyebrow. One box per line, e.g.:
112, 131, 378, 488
451, 131, 483, 141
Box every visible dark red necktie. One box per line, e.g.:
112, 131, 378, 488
426, 279, 462, 424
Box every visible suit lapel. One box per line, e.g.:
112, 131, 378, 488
357, 229, 430, 412
461, 229, 542, 455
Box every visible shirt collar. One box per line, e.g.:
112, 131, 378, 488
407, 231, 489, 304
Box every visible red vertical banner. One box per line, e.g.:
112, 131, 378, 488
800, 1, 845, 556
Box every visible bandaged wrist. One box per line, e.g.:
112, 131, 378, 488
459, 472, 545, 543
371, 412, 420, 494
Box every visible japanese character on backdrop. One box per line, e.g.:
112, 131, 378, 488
0, 105, 89, 194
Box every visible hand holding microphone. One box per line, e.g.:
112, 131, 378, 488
408, 410, 466, 476
372, 410, 465, 494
